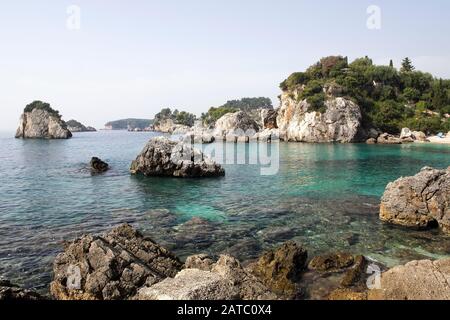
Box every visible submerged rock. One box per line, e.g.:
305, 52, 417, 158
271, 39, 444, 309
0, 280, 42, 300
90, 157, 109, 174
369, 258, 450, 300
249, 241, 307, 299
380, 167, 450, 233
174, 217, 217, 250
308, 252, 356, 273
50, 224, 182, 300
15, 101, 72, 139
130, 137, 224, 178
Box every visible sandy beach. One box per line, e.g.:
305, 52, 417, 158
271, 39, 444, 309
427, 135, 450, 144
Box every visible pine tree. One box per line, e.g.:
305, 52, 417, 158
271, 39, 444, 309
432, 79, 447, 113
400, 57, 415, 73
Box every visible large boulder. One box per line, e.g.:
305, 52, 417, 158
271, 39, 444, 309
138, 255, 277, 300
380, 167, 450, 232
411, 131, 428, 142
276, 92, 364, 143
15, 101, 72, 139
130, 137, 224, 178
0, 280, 42, 300
50, 224, 182, 300
248, 241, 307, 299
369, 258, 450, 300
214, 111, 260, 136
376, 133, 402, 144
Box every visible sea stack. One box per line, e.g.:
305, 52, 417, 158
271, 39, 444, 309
15, 101, 72, 139
130, 136, 225, 178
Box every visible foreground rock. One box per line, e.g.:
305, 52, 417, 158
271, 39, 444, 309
138, 255, 277, 300
277, 92, 365, 143
15, 101, 72, 139
130, 137, 224, 178
90, 157, 109, 174
0, 280, 42, 300
248, 241, 307, 299
380, 167, 450, 233
50, 224, 182, 300
66, 120, 96, 132
369, 258, 450, 300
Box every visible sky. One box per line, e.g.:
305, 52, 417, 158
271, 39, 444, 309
1, 0, 450, 130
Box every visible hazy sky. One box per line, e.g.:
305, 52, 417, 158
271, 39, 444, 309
1, 0, 450, 130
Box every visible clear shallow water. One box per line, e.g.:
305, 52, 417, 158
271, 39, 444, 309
0, 130, 449, 292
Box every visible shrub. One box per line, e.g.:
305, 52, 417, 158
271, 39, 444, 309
24, 101, 60, 117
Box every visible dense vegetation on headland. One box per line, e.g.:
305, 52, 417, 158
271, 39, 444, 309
105, 118, 153, 130
201, 97, 273, 125
153, 108, 197, 127
280, 56, 450, 134
24, 101, 61, 118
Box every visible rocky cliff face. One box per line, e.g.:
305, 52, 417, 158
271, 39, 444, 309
276, 89, 365, 143
15, 108, 72, 139
214, 111, 260, 136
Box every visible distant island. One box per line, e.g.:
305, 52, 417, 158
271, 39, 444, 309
66, 120, 96, 132
104, 118, 153, 131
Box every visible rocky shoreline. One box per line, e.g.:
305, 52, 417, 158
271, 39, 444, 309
3, 222, 449, 301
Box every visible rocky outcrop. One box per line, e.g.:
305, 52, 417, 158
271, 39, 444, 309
369, 258, 450, 300
138, 255, 277, 300
380, 167, 450, 232
15, 104, 72, 139
50, 224, 182, 300
0, 280, 42, 300
248, 241, 307, 299
277, 91, 364, 143
153, 118, 191, 134
376, 133, 402, 144
214, 111, 260, 137
130, 137, 224, 178
90, 157, 109, 174
263, 109, 278, 129
66, 120, 96, 133
400, 128, 428, 142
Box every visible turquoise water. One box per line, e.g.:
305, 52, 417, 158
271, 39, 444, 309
0, 130, 449, 292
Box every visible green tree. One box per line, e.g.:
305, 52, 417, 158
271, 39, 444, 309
24, 101, 60, 117
400, 57, 415, 73
432, 79, 447, 113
